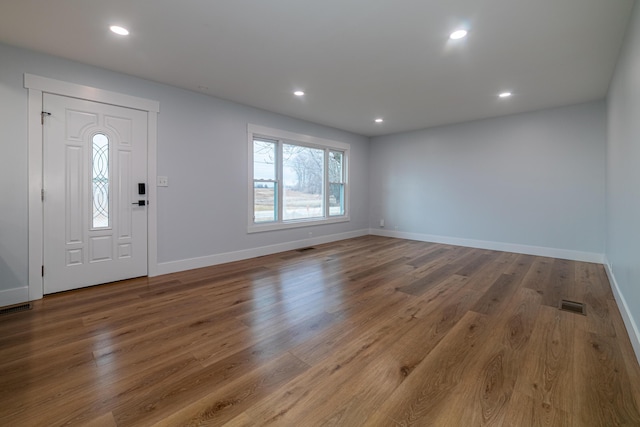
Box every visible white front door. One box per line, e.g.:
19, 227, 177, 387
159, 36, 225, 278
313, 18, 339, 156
43, 93, 148, 294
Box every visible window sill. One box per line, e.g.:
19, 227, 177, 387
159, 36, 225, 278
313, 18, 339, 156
248, 215, 350, 233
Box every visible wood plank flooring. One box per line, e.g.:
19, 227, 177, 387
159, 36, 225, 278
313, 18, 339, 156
1, 236, 639, 426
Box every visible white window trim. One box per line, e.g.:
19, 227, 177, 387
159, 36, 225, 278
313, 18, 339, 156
247, 124, 350, 233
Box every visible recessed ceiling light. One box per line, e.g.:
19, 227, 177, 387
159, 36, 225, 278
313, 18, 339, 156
294, 91, 305, 96
498, 92, 513, 98
449, 29, 468, 40
110, 25, 129, 36
374, 118, 384, 123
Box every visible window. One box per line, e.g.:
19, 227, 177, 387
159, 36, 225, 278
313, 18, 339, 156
249, 124, 349, 232
328, 150, 345, 216
253, 138, 277, 223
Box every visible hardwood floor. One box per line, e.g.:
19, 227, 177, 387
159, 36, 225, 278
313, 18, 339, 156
1, 236, 639, 426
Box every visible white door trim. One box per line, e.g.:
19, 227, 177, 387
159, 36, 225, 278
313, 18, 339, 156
25, 74, 160, 301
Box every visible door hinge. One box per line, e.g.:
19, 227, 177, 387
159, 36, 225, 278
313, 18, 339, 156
41, 189, 44, 201
41, 111, 51, 125
41, 265, 44, 277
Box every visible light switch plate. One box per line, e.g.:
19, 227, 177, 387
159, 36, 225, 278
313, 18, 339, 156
157, 176, 169, 187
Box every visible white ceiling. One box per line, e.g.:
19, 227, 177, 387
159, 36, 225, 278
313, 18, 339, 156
0, 0, 635, 136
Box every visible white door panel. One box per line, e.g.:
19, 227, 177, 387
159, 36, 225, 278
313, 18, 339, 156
43, 94, 148, 294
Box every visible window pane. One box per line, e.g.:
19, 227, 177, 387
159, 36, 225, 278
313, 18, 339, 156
329, 150, 345, 217
329, 151, 343, 183
282, 144, 324, 220
253, 139, 276, 180
92, 133, 109, 228
329, 183, 345, 216
254, 181, 277, 222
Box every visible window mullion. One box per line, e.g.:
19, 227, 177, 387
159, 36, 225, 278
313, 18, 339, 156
324, 148, 329, 218
277, 140, 284, 223
342, 150, 347, 216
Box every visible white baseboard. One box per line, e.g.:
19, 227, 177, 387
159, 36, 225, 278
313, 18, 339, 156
368, 229, 605, 264
156, 229, 369, 276
0, 286, 29, 308
604, 259, 640, 366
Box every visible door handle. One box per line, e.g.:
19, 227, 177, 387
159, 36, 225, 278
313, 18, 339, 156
132, 200, 146, 206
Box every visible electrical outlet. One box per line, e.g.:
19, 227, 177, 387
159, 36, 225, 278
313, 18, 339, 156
379, 219, 385, 227
157, 176, 169, 187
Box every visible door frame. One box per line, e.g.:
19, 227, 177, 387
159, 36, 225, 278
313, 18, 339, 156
25, 74, 160, 301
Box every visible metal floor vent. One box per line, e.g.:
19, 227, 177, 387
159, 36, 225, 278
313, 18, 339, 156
559, 299, 586, 316
296, 247, 316, 253
0, 303, 32, 316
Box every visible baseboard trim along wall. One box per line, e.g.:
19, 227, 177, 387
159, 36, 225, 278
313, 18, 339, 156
0, 286, 29, 308
156, 229, 370, 276
604, 260, 640, 366
368, 228, 606, 264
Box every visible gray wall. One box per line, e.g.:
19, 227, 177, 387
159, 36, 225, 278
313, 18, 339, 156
607, 2, 640, 343
0, 45, 28, 294
0, 42, 370, 293
369, 102, 607, 254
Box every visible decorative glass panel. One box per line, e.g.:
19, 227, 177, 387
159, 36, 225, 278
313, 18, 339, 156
92, 133, 110, 228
